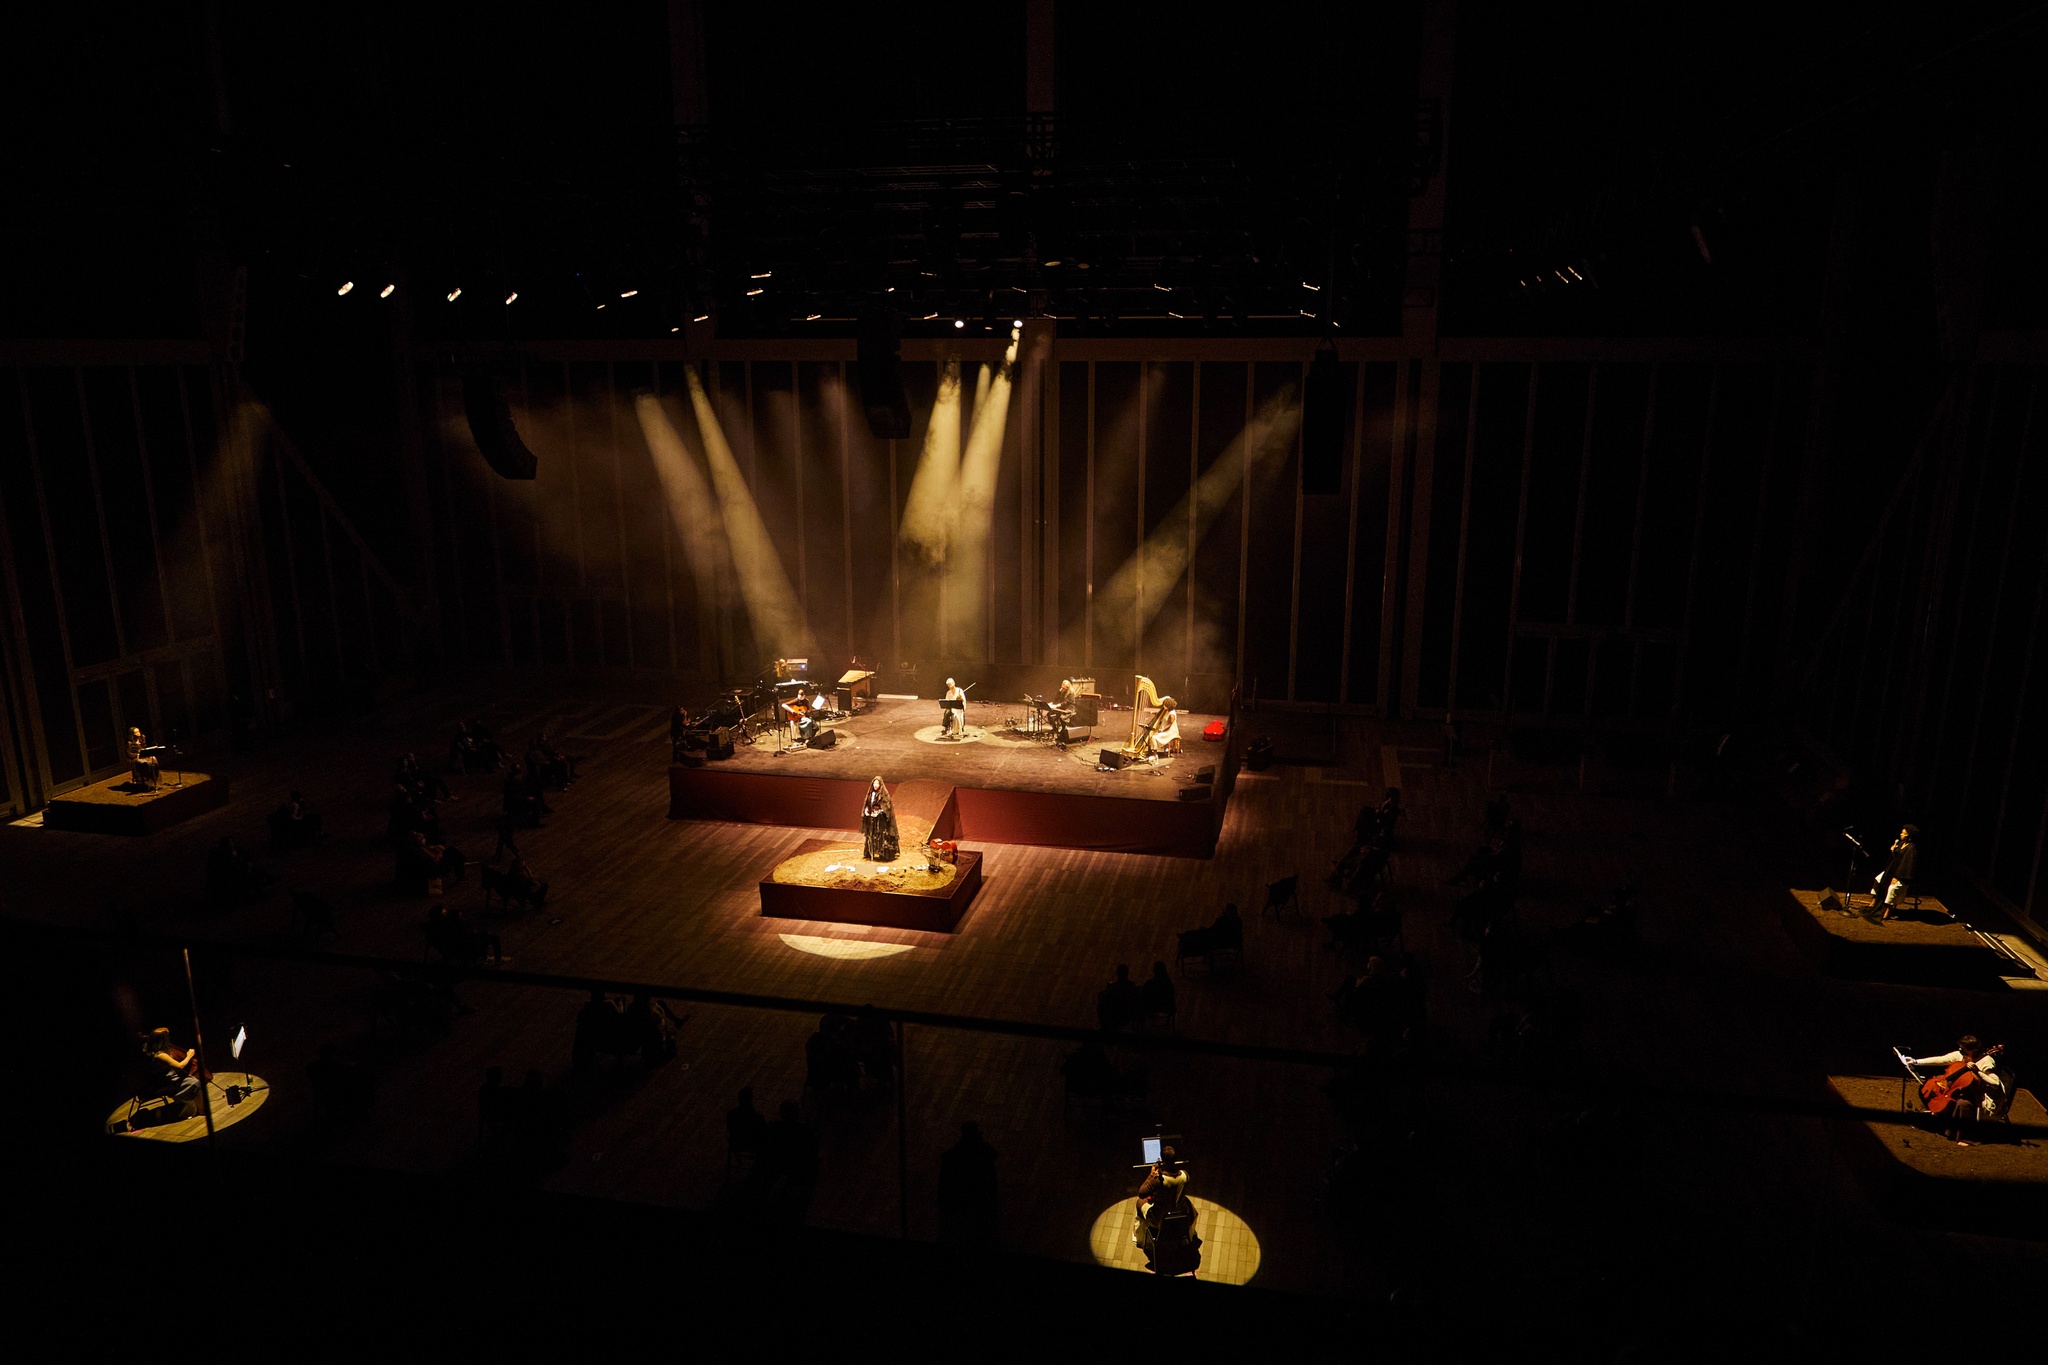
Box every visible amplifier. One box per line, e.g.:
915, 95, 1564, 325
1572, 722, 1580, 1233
1099, 748, 1134, 770
836, 686, 855, 713
1071, 700, 1100, 726
709, 728, 735, 761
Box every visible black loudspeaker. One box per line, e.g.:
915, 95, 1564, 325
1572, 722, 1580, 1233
1818, 887, 1845, 915
1099, 748, 1133, 770
1178, 784, 1212, 802
462, 375, 538, 480
808, 730, 839, 750
680, 751, 706, 768
1195, 765, 1217, 783
858, 312, 912, 440
709, 728, 735, 760
1302, 347, 1343, 495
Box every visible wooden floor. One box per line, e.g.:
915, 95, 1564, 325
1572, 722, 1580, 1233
12, 673, 2048, 1314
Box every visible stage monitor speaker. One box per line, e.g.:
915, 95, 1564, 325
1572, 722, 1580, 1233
1195, 765, 1217, 783
836, 687, 855, 713
1099, 748, 1133, 770
808, 730, 839, 750
709, 728, 736, 760
680, 751, 706, 769
858, 312, 912, 440
1071, 700, 1100, 726
1302, 347, 1343, 495
462, 375, 538, 480
1178, 784, 1212, 802
1817, 888, 1844, 915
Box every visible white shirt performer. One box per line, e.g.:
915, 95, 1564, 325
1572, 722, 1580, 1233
1906, 1035, 2006, 1117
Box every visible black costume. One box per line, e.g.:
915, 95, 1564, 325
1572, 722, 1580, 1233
861, 778, 899, 861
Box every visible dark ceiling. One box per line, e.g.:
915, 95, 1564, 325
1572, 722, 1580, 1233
7, 2, 2046, 346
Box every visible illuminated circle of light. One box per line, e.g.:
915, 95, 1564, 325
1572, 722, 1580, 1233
911, 723, 986, 746
1087, 1197, 1261, 1284
777, 934, 916, 961
106, 1073, 269, 1142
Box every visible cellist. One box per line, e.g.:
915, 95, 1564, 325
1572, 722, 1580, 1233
1904, 1034, 2007, 1142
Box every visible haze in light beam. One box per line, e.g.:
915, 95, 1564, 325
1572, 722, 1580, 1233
633, 393, 730, 615
1083, 388, 1303, 660
683, 366, 813, 657
899, 360, 962, 565
942, 339, 1019, 649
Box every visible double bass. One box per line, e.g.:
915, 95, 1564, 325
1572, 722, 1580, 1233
1922, 1043, 2002, 1115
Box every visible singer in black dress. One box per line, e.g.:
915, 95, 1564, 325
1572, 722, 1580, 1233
861, 776, 900, 861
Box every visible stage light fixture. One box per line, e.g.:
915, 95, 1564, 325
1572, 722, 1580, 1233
1013, 320, 1024, 329
884, 286, 896, 293
1153, 283, 1171, 292
505, 292, 519, 304
379, 284, 396, 298
337, 281, 354, 296
597, 304, 607, 310
446, 288, 462, 301
750, 271, 772, 279
670, 326, 680, 332
1301, 281, 1321, 291
746, 288, 764, 296
1043, 258, 1062, 266
621, 289, 638, 298
1300, 309, 1315, 318
922, 312, 938, 320
806, 313, 822, 320
953, 319, 965, 329
692, 314, 710, 322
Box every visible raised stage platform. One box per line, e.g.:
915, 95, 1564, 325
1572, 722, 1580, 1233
1827, 1074, 2048, 1238
44, 771, 229, 836
670, 695, 1241, 858
760, 836, 985, 932
1780, 888, 2011, 988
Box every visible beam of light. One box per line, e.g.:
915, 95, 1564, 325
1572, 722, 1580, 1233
633, 392, 733, 625
1076, 386, 1302, 667
898, 359, 963, 566
941, 334, 1020, 649
681, 366, 813, 656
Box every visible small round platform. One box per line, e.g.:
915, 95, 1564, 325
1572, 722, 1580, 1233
107, 1073, 269, 1142
1087, 1196, 1261, 1283
911, 724, 987, 746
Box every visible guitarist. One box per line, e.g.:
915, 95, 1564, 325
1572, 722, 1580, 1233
1904, 1035, 2007, 1142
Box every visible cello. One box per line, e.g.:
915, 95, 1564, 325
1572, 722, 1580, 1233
1921, 1043, 2002, 1115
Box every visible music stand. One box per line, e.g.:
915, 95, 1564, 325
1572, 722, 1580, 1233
1841, 830, 1868, 900
1894, 1046, 1927, 1113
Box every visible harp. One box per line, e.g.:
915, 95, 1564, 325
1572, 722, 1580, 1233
1125, 676, 1176, 758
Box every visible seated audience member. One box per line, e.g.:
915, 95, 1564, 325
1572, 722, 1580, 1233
269, 790, 324, 850
1096, 963, 1142, 1033
1375, 786, 1404, 844
499, 855, 550, 912
397, 829, 466, 892
850, 1005, 895, 1084
306, 1042, 374, 1120
620, 994, 676, 1063
573, 988, 624, 1068
502, 764, 548, 827
727, 1087, 768, 1163
397, 752, 452, 803
760, 1101, 821, 1196
141, 1027, 204, 1116
1209, 902, 1243, 951
449, 720, 502, 775
526, 732, 575, 790
425, 902, 502, 966
1139, 961, 1177, 1026
936, 1121, 1000, 1245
